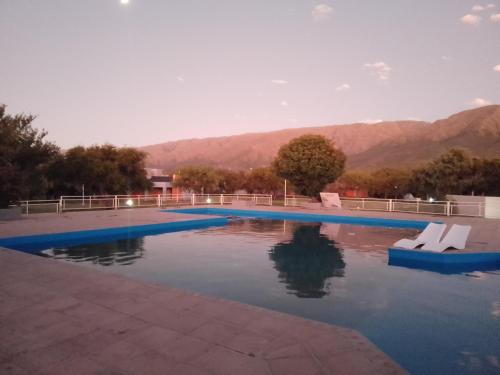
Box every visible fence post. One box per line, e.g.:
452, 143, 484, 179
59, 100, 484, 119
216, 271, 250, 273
89, 196, 92, 209
191, 194, 195, 206
59, 196, 63, 212
56, 201, 59, 214
220, 194, 223, 205
26, 201, 29, 215
157, 194, 161, 207
362, 198, 365, 210
388, 199, 393, 212
114, 195, 118, 210
446, 201, 451, 216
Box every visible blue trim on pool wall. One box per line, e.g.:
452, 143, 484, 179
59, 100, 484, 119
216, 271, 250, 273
0, 218, 229, 253
388, 247, 500, 274
165, 208, 432, 229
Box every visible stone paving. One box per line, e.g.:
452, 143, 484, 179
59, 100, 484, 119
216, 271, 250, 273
0, 248, 405, 375
1, 205, 498, 374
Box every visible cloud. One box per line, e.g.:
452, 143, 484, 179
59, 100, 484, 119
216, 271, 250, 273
441, 55, 452, 61
176, 76, 185, 83
232, 113, 247, 120
461, 14, 482, 25
271, 79, 288, 85
364, 61, 392, 81
487, 3, 496, 9
472, 5, 484, 12
494, 65, 500, 72
491, 13, 500, 22
336, 83, 351, 91
280, 100, 289, 107
359, 119, 383, 124
312, 4, 333, 22
469, 98, 492, 107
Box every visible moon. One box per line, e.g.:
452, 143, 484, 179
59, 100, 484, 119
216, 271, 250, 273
120, 0, 130, 5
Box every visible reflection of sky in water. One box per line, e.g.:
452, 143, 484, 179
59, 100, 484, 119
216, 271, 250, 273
493, 301, 500, 318
40, 219, 500, 375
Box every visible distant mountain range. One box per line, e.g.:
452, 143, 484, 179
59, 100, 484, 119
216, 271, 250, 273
141, 105, 500, 171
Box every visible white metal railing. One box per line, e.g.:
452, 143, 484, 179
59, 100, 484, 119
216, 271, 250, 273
283, 196, 485, 218
284, 195, 313, 207
16, 194, 485, 218
18, 193, 273, 214
18, 200, 60, 215
340, 197, 485, 217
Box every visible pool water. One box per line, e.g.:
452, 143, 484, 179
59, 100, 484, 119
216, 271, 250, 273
39, 219, 500, 375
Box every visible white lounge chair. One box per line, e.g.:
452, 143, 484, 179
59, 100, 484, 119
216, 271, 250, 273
420, 224, 471, 252
393, 222, 446, 249
320, 192, 342, 208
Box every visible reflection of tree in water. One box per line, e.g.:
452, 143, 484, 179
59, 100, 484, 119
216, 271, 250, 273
269, 224, 345, 298
50, 237, 145, 266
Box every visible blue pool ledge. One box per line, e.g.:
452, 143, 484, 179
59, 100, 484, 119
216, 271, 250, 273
166, 207, 432, 229
0, 217, 229, 253
388, 247, 500, 274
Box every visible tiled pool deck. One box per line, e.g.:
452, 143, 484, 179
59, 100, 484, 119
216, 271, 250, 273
1, 206, 499, 374
0, 249, 404, 375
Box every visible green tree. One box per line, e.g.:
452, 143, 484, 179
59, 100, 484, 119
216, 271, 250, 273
272, 134, 345, 197
173, 165, 221, 193
369, 168, 411, 198
216, 169, 245, 193
116, 147, 152, 192
409, 149, 474, 199
469, 157, 500, 196
245, 167, 283, 196
0, 105, 59, 207
47, 145, 151, 196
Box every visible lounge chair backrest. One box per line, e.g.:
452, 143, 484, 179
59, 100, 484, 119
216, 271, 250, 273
320, 192, 342, 208
417, 223, 446, 243
441, 224, 471, 249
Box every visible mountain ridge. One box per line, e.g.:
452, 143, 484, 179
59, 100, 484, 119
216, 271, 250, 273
141, 105, 500, 171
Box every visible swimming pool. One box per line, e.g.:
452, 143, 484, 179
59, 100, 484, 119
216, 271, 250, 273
4, 218, 500, 374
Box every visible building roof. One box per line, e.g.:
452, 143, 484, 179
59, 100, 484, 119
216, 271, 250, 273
150, 175, 172, 183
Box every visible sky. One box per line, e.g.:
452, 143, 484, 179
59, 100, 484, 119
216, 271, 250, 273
1, 0, 499, 148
